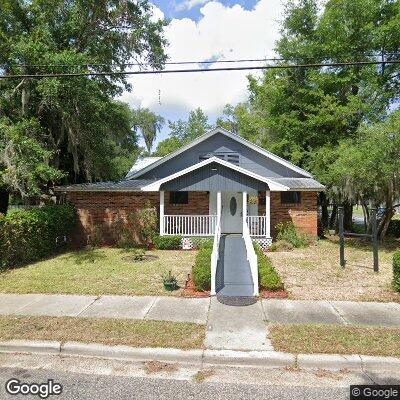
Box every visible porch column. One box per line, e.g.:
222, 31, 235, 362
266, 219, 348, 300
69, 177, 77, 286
242, 191, 247, 233
159, 191, 165, 235
265, 190, 271, 237
216, 191, 222, 224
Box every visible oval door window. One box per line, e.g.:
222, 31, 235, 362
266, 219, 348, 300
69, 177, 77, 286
229, 196, 237, 216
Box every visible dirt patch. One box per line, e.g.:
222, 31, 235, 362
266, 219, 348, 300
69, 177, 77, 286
181, 273, 210, 298
144, 361, 179, 374
268, 237, 400, 302
194, 369, 215, 382
122, 254, 159, 263
261, 289, 288, 299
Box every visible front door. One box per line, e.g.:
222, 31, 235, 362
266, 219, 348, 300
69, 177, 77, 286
221, 192, 243, 233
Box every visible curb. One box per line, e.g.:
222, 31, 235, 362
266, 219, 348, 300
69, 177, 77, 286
0, 340, 399, 373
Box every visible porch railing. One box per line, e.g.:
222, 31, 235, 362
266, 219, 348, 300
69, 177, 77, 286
210, 215, 221, 295
163, 215, 217, 236
246, 215, 267, 237
243, 221, 259, 296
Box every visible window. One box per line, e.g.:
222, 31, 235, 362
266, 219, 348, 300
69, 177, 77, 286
281, 191, 301, 204
199, 152, 240, 165
169, 191, 189, 205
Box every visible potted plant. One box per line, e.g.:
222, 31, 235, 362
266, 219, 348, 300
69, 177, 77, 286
163, 270, 178, 291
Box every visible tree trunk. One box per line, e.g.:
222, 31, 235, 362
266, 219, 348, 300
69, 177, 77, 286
319, 192, 329, 229
329, 204, 338, 230
378, 207, 394, 240
343, 201, 353, 231
0, 187, 9, 215
361, 201, 369, 232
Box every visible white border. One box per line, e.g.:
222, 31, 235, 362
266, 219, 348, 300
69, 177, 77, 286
141, 157, 290, 191
129, 128, 313, 179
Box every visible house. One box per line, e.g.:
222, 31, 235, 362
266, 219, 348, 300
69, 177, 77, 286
56, 128, 324, 297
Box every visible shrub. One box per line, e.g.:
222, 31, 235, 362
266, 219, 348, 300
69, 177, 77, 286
192, 247, 212, 291
153, 235, 182, 250
276, 221, 310, 248
269, 240, 294, 252
393, 251, 400, 293
116, 227, 137, 249
132, 248, 146, 261
131, 201, 157, 245
87, 225, 104, 248
0, 204, 76, 269
190, 237, 213, 249
254, 244, 283, 291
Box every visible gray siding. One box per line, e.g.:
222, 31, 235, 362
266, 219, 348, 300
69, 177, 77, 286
161, 162, 268, 192
137, 132, 306, 180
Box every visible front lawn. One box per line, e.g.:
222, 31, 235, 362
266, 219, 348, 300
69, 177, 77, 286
269, 324, 400, 358
0, 316, 204, 349
0, 248, 196, 296
268, 237, 400, 302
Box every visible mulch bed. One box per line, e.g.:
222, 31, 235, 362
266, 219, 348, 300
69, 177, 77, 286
181, 273, 210, 298
261, 289, 288, 299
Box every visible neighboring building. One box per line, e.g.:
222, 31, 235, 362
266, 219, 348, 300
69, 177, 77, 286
56, 128, 325, 296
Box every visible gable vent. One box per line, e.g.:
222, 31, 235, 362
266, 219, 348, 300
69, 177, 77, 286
199, 152, 240, 165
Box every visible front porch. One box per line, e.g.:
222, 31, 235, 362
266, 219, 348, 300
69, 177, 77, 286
159, 190, 272, 239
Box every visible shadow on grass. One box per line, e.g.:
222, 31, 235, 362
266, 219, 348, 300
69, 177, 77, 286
325, 236, 399, 253
63, 248, 107, 265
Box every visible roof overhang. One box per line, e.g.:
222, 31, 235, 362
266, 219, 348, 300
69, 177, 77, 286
141, 157, 291, 192
129, 127, 313, 179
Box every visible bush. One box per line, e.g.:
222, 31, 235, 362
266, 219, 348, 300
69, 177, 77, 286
276, 221, 310, 248
254, 244, 283, 291
153, 235, 182, 250
190, 237, 213, 249
131, 201, 157, 245
393, 251, 400, 293
269, 240, 294, 252
0, 204, 76, 269
192, 247, 212, 291
388, 220, 400, 238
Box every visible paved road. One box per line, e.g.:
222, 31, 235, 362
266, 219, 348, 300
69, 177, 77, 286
0, 367, 347, 400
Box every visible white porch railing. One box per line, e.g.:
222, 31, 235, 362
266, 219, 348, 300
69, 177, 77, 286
243, 221, 259, 296
246, 215, 267, 237
210, 215, 221, 295
163, 215, 217, 236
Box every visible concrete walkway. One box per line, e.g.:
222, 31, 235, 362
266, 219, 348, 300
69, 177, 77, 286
1, 294, 400, 351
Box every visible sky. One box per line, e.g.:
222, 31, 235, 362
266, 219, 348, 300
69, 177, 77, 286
119, 0, 285, 149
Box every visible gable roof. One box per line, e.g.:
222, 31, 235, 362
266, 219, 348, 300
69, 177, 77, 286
129, 127, 313, 180
141, 157, 291, 192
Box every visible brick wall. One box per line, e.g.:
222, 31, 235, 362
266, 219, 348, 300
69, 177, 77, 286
258, 191, 318, 238
65, 190, 209, 245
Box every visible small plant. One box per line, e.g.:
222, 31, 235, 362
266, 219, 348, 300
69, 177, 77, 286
116, 227, 137, 249
192, 247, 212, 291
153, 235, 182, 250
269, 239, 294, 252
87, 225, 104, 248
132, 248, 146, 261
393, 251, 400, 292
276, 221, 310, 248
163, 270, 178, 291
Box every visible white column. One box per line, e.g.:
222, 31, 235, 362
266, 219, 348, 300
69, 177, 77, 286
242, 191, 247, 234
265, 190, 271, 237
216, 191, 222, 223
159, 191, 165, 236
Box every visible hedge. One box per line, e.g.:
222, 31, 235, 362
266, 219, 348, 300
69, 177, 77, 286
153, 235, 181, 250
254, 243, 283, 291
192, 247, 212, 291
0, 204, 76, 269
393, 251, 400, 293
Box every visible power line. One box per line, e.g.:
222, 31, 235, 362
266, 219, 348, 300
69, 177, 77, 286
2, 52, 399, 69
0, 60, 399, 80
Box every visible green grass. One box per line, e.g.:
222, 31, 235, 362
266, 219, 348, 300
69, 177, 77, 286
269, 324, 400, 357
0, 316, 204, 349
0, 248, 196, 296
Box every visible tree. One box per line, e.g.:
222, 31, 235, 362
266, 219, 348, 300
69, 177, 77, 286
154, 108, 212, 156
0, 0, 168, 212
220, 0, 400, 229
323, 112, 400, 238
132, 108, 165, 153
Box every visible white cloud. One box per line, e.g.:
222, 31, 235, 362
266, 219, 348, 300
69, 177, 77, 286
120, 0, 284, 144
175, 0, 211, 12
